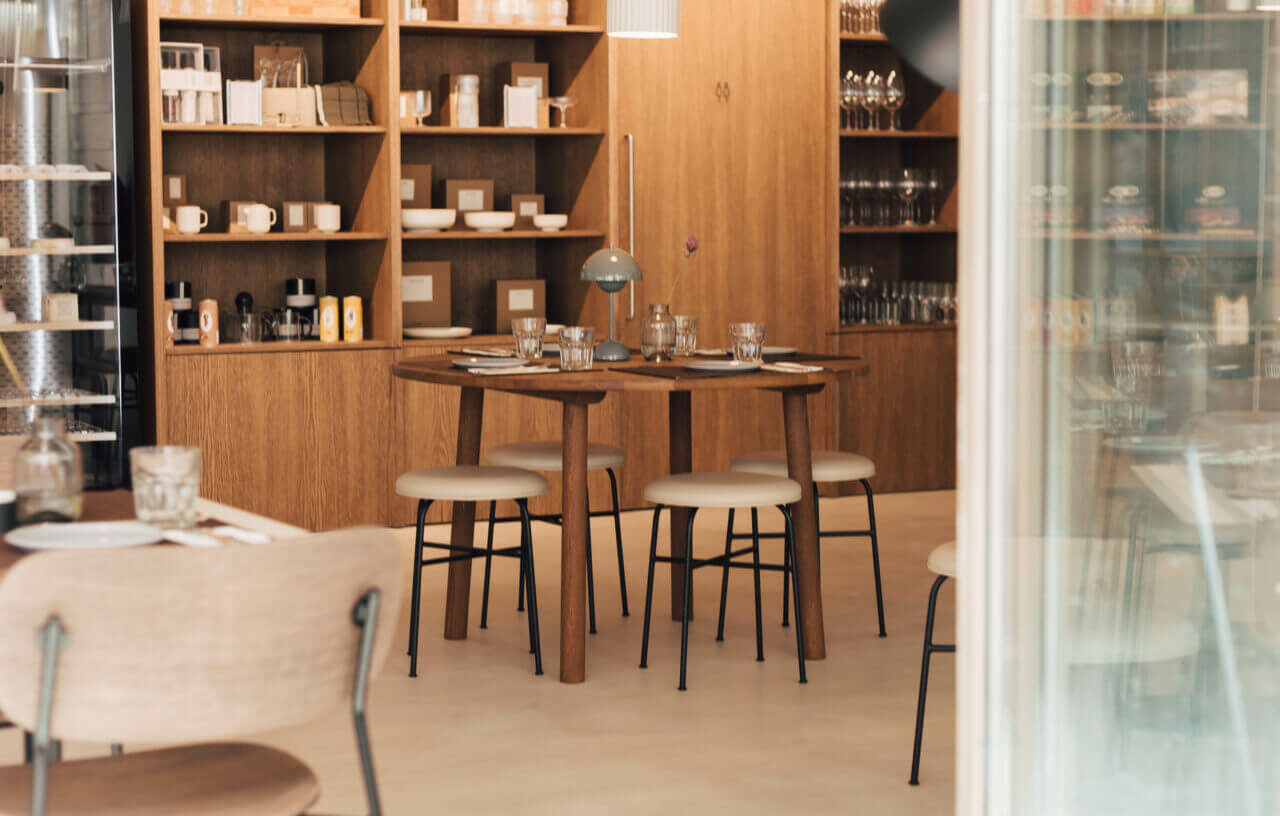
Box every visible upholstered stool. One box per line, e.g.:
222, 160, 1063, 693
910, 542, 956, 786
483, 441, 629, 635
729, 450, 886, 636
639, 472, 807, 691
397, 465, 551, 677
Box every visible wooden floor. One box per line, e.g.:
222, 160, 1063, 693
1, 490, 958, 815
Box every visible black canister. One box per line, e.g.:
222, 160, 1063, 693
175, 309, 199, 344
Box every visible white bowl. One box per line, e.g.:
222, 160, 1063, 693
533, 213, 568, 232
464, 211, 516, 233
402, 208, 456, 232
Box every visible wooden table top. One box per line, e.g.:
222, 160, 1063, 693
394, 353, 869, 394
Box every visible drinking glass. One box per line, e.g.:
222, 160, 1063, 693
1262, 341, 1280, 379
884, 70, 905, 130
1109, 340, 1161, 431
131, 446, 202, 529
876, 168, 896, 225
559, 327, 595, 371
549, 96, 577, 128
898, 168, 923, 226
412, 90, 432, 126
674, 315, 699, 356
840, 71, 857, 130
512, 316, 547, 361
864, 70, 884, 131
729, 322, 766, 363
924, 169, 942, 225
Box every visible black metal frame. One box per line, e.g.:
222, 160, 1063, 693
407, 498, 543, 677
726, 480, 886, 637
480, 467, 629, 636
640, 504, 807, 691
909, 574, 954, 786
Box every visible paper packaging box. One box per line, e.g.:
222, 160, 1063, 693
283, 201, 310, 232
162, 174, 187, 206
225, 79, 263, 126
504, 62, 550, 100
495, 279, 546, 333
401, 164, 433, 209
222, 200, 258, 233
446, 179, 494, 228
403, 262, 451, 328
510, 194, 545, 228
503, 85, 540, 128
262, 87, 318, 127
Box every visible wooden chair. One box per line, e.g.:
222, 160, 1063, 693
0, 528, 402, 816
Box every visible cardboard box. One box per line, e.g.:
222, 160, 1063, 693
402, 261, 452, 328
438, 74, 478, 127
539, 98, 551, 129
162, 174, 187, 206
401, 164, 433, 209
283, 201, 311, 232
222, 200, 258, 233
445, 179, 494, 226
510, 194, 545, 228
503, 84, 540, 128
504, 62, 550, 100
495, 279, 546, 333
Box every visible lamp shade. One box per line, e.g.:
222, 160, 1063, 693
581, 248, 643, 283
608, 0, 679, 39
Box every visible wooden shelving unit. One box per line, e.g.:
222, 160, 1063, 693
164, 231, 388, 243
401, 229, 605, 240
158, 12, 385, 28
161, 124, 387, 135
840, 129, 957, 139
399, 20, 604, 36
402, 125, 604, 136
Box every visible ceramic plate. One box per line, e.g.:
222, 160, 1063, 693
452, 357, 530, 370
7, 521, 164, 551
405, 326, 472, 340
763, 346, 798, 357
684, 360, 763, 374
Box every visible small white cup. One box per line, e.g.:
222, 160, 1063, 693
313, 203, 341, 233
244, 204, 277, 234
175, 205, 209, 235
0, 237, 11, 250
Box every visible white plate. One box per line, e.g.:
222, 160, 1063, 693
684, 360, 763, 374
451, 357, 531, 370
405, 326, 472, 340
7, 521, 164, 551
763, 346, 798, 357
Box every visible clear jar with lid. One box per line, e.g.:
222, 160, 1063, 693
13, 417, 83, 525
492, 0, 518, 23
452, 74, 480, 128
162, 89, 182, 124
546, 0, 569, 23
459, 0, 491, 23
517, 0, 546, 25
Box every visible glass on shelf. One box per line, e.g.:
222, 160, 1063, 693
13, 417, 83, 525
549, 96, 577, 128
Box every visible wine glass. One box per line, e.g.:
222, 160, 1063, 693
884, 70, 905, 131
549, 96, 577, 128
840, 71, 857, 130
876, 168, 896, 225
412, 90, 432, 127
863, 70, 884, 131
898, 168, 923, 226
924, 168, 942, 225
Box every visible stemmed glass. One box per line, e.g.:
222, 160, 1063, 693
884, 70, 905, 131
840, 71, 857, 130
863, 71, 884, 131
898, 168, 923, 226
549, 96, 577, 128
876, 168, 896, 225
924, 169, 942, 225
412, 90, 431, 127
849, 72, 865, 130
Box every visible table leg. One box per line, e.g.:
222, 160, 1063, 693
782, 389, 827, 660
444, 387, 485, 641
669, 391, 693, 620
561, 401, 590, 683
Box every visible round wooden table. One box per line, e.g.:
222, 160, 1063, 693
393, 353, 868, 684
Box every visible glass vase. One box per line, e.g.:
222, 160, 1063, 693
641, 303, 677, 362
14, 417, 83, 525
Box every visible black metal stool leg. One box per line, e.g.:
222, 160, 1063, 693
111, 744, 123, 756
716, 508, 736, 642
751, 507, 765, 662
480, 501, 497, 629
779, 508, 791, 627
678, 507, 699, 691
586, 495, 598, 635
639, 506, 663, 669
607, 468, 630, 616
781, 506, 806, 684
863, 479, 887, 637
408, 499, 431, 676
518, 499, 543, 676
910, 574, 949, 785
517, 551, 526, 613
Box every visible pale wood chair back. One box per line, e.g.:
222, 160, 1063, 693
0, 527, 402, 744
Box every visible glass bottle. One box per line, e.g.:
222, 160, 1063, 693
13, 417, 83, 525
641, 304, 677, 362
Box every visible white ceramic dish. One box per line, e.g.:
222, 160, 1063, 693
402, 208, 456, 232
464, 211, 516, 232
762, 346, 798, 356
451, 357, 530, 370
533, 213, 568, 232
684, 360, 763, 374
405, 326, 472, 340
7, 521, 164, 551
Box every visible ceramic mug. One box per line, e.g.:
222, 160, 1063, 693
175, 205, 208, 235
244, 204, 277, 235
313, 203, 341, 234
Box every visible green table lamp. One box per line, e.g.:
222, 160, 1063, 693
581, 247, 642, 362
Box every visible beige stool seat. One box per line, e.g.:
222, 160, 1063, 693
732, 450, 876, 483
927, 542, 956, 578
485, 441, 625, 472
643, 472, 802, 509
396, 465, 549, 502
0, 742, 318, 816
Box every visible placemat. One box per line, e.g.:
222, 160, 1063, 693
612, 365, 779, 381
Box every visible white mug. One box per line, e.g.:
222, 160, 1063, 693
313, 203, 341, 233
244, 204, 277, 234
175, 205, 209, 235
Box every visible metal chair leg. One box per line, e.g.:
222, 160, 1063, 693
586, 496, 598, 635
716, 508, 736, 642
678, 507, 699, 691
639, 506, 663, 669
408, 499, 431, 677
752, 509, 765, 662
480, 501, 497, 630
910, 574, 949, 785
863, 479, 887, 637
607, 468, 630, 616
780, 509, 791, 628
518, 500, 543, 676
111, 743, 122, 756
517, 549, 526, 613
781, 506, 807, 684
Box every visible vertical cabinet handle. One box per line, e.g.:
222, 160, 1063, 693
722, 82, 730, 102
625, 132, 636, 320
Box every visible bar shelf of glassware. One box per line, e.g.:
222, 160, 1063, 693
837, 268, 958, 327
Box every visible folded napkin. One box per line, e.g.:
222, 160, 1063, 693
693, 348, 728, 356
456, 347, 515, 358
473, 365, 559, 376
764, 362, 824, 374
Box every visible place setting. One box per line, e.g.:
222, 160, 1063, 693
448, 319, 597, 376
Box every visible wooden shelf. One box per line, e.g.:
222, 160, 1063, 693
830, 324, 957, 335
840, 129, 957, 139
0, 320, 114, 333
0, 245, 114, 257
1028, 122, 1265, 132
840, 32, 889, 41
162, 124, 386, 135
402, 229, 605, 240
0, 171, 112, 182
158, 13, 385, 29
166, 339, 395, 356
399, 20, 604, 36
402, 125, 604, 136
0, 390, 116, 409
402, 334, 507, 350
840, 225, 957, 235
164, 231, 388, 244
